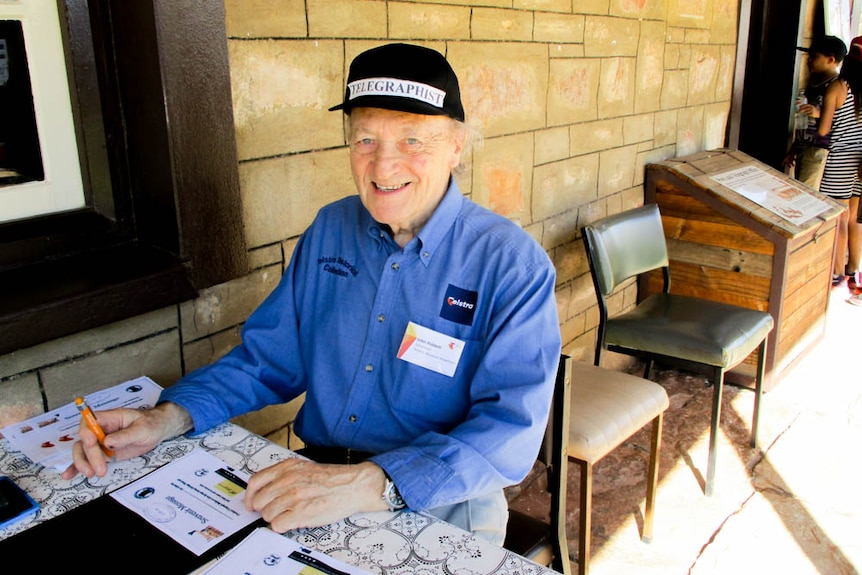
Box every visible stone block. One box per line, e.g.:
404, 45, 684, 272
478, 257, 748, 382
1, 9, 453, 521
584, 16, 640, 57
0, 307, 177, 380
225, 0, 306, 38
667, 0, 714, 28
661, 69, 688, 109
542, 208, 579, 250
180, 265, 282, 344
249, 244, 283, 271
449, 42, 548, 137
231, 395, 305, 440
534, 12, 585, 44
598, 57, 636, 118
635, 20, 665, 113
555, 283, 573, 322
676, 105, 705, 157
240, 147, 353, 247
515, 0, 572, 12
533, 153, 600, 220
624, 114, 654, 145
574, 0, 613, 15
610, 0, 667, 19
712, 0, 739, 43
471, 133, 534, 222
551, 240, 587, 290
687, 44, 721, 105
685, 28, 711, 44
388, 3, 470, 40
703, 102, 729, 150
183, 326, 243, 374
598, 144, 638, 197
535, 126, 571, 165
654, 109, 679, 147
41, 331, 182, 409
0, 374, 42, 429
716, 44, 736, 100
570, 118, 623, 157
550, 43, 585, 58
665, 43, 681, 69
548, 58, 601, 126
635, 144, 676, 186
308, 0, 387, 38
229, 40, 344, 161
471, 7, 534, 41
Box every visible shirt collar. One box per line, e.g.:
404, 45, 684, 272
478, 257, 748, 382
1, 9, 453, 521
363, 178, 464, 265
414, 178, 463, 267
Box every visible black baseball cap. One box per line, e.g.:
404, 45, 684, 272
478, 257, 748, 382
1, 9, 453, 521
797, 35, 847, 61
329, 43, 465, 121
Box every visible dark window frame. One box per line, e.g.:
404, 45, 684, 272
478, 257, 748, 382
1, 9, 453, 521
0, 0, 247, 356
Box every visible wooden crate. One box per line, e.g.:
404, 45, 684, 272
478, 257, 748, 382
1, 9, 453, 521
644, 149, 845, 390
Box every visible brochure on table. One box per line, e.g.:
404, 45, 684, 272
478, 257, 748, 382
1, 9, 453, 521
201, 526, 373, 575
110, 449, 261, 556
0, 376, 162, 471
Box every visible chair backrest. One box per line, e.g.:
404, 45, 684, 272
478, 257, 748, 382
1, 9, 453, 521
582, 204, 669, 296
503, 354, 572, 575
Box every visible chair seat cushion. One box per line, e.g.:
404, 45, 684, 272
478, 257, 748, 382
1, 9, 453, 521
569, 361, 669, 463
605, 293, 774, 368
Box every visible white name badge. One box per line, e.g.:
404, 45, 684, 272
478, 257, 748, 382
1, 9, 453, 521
397, 321, 465, 377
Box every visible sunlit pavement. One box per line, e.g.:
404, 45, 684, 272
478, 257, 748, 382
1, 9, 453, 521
584, 286, 862, 574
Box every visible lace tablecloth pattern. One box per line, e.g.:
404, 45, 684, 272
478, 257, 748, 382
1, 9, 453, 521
0, 422, 555, 575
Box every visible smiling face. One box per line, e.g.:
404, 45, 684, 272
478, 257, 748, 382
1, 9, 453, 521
348, 107, 465, 247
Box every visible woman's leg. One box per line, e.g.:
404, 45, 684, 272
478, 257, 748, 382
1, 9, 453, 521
834, 199, 850, 279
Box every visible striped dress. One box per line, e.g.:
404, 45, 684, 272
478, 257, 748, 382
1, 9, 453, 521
819, 85, 862, 199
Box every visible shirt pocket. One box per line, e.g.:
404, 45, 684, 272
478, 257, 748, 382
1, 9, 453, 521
390, 337, 484, 431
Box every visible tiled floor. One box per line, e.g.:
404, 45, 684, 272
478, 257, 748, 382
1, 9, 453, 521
510, 287, 862, 574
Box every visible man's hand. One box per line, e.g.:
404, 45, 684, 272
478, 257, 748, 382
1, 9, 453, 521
61, 402, 192, 480
244, 459, 390, 532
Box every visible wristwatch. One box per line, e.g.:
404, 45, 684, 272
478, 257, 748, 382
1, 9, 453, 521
382, 473, 406, 511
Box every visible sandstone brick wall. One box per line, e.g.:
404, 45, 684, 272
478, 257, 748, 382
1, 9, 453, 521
0, 0, 740, 445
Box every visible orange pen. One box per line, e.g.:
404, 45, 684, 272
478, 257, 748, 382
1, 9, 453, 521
74, 397, 115, 457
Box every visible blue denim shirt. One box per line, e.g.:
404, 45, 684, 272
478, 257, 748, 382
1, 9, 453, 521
160, 180, 561, 511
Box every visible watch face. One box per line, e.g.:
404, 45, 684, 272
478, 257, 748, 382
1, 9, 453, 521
385, 480, 405, 510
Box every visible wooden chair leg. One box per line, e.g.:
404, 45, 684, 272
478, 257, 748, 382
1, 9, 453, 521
751, 338, 768, 449
705, 367, 725, 496
578, 459, 592, 575
642, 412, 663, 543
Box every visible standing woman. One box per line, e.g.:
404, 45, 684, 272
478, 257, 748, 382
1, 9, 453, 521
818, 36, 862, 293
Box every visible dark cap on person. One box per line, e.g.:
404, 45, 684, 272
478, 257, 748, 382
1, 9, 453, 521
329, 43, 465, 122
797, 35, 847, 61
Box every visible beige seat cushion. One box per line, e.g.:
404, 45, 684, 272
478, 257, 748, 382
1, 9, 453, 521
569, 361, 670, 464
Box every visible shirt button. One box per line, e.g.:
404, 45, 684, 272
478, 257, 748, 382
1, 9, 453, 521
377, 314, 385, 322
423, 252, 430, 258
365, 364, 374, 372
349, 414, 357, 423
391, 262, 400, 271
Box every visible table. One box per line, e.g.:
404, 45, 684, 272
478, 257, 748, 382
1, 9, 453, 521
0, 422, 556, 575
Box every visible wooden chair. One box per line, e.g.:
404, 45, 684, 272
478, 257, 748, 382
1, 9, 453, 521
582, 203, 774, 495
504, 354, 572, 575
567, 360, 669, 575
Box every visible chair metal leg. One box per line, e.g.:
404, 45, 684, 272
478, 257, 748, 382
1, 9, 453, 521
751, 338, 768, 449
705, 367, 724, 496
642, 412, 663, 543
578, 459, 592, 575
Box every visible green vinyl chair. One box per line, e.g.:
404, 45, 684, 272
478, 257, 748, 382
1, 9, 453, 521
581, 204, 774, 496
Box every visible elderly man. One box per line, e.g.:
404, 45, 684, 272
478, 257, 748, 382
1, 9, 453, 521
63, 43, 561, 545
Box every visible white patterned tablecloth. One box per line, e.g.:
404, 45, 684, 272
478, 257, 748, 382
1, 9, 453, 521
0, 422, 555, 575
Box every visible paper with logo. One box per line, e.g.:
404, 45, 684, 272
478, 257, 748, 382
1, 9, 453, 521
110, 449, 261, 555
397, 321, 465, 377
200, 526, 373, 575
0, 376, 162, 471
